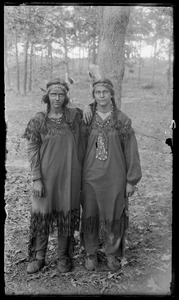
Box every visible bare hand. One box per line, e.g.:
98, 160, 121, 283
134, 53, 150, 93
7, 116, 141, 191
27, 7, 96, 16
83, 105, 93, 124
126, 183, 136, 197
33, 179, 45, 197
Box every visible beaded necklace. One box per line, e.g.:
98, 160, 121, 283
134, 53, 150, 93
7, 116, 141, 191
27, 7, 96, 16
48, 112, 63, 124
95, 107, 113, 161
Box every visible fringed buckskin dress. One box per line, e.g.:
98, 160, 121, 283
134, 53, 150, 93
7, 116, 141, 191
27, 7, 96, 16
81, 105, 142, 258
23, 107, 85, 259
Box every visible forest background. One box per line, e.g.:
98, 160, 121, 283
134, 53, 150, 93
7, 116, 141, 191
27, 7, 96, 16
4, 4, 174, 296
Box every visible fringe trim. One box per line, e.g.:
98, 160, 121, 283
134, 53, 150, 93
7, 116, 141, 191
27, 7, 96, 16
22, 112, 46, 141
81, 208, 129, 238
28, 209, 80, 259
22, 127, 41, 142
22, 109, 86, 165
113, 118, 135, 140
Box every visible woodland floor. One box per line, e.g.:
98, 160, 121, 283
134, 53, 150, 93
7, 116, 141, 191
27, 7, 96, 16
4, 78, 173, 296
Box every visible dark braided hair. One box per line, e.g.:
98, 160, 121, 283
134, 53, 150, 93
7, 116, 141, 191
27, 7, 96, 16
111, 96, 119, 127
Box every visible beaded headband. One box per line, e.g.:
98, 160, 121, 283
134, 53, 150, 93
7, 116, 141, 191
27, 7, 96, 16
47, 84, 67, 93
93, 80, 113, 88
93, 83, 113, 89
93, 82, 115, 95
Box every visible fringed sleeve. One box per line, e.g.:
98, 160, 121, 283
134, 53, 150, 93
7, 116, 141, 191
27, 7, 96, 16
121, 118, 142, 186
22, 113, 44, 181
80, 103, 95, 154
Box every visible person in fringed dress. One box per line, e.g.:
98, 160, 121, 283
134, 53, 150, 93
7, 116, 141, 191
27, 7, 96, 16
81, 78, 142, 271
23, 78, 86, 274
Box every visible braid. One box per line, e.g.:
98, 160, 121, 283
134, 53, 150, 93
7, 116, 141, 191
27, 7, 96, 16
93, 101, 97, 116
89, 101, 97, 120
111, 97, 119, 129
46, 103, 51, 114
111, 97, 116, 109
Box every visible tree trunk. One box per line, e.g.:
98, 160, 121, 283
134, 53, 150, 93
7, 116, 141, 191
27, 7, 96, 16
87, 41, 91, 68
40, 46, 43, 68
167, 44, 172, 95
88, 47, 92, 66
64, 37, 69, 77
138, 39, 142, 86
92, 36, 96, 65
15, 28, 20, 95
81, 46, 85, 73
78, 46, 82, 74
78, 46, 85, 74
23, 38, 29, 95
4, 31, 11, 91
60, 23, 70, 78
98, 6, 130, 107
151, 39, 157, 87
28, 42, 34, 92
49, 42, 53, 78
166, 20, 173, 95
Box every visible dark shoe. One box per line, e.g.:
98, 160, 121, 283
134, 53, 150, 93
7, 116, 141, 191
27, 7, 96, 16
106, 255, 121, 271
27, 259, 45, 274
85, 254, 98, 271
57, 257, 72, 273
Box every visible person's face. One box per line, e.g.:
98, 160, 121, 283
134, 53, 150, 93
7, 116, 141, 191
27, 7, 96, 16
48, 87, 66, 111
94, 86, 112, 108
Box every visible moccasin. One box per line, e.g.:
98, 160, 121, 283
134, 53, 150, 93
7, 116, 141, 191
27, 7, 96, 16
57, 257, 72, 273
85, 254, 98, 271
27, 259, 45, 274
106, 255, 121, 271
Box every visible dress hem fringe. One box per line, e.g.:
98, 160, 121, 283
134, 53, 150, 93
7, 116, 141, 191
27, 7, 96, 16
28, 209, 80, 258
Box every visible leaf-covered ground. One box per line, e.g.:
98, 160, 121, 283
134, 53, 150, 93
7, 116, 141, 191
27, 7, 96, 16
5, 79, 173, 295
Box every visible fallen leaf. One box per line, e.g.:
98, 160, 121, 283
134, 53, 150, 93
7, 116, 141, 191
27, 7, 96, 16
100, 279, 109, 293
107, 273, 115, 279
71, 279, 77, 287
50, 271, 58, 278
15, 249, 22, 254
161, 254, 171, 261
14, 257, 27, 265
145, 248, 157, 252
121, 258, 128, 267
135, 269, 144, 275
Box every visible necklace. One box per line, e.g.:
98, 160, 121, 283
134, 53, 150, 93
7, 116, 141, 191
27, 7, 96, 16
95, 109, 113, 161
95, 111, 112, 128
48, 112, 63, 124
